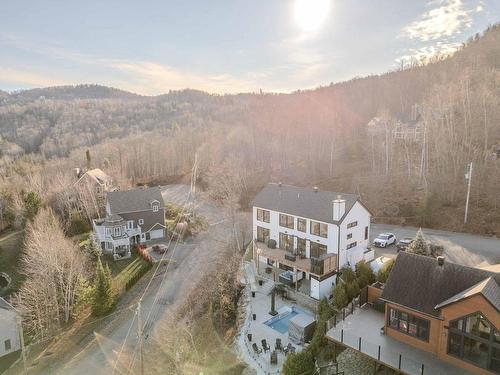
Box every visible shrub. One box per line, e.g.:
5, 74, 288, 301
282, 350, 315, 375
340, 266, 356, 283
355, 261, 375, 288
333, 282, 348, 309
346, 279, 360, 301
377, 259, 395, 283
68, 214, 91, 236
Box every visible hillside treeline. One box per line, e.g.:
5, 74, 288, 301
0, 24, 499, 235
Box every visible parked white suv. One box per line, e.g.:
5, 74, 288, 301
373, 233, 396, 247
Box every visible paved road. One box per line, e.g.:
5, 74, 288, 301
33, 185, 234, 375
371, 224, 500, 267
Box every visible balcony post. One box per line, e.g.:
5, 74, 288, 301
295, 268, 298, 292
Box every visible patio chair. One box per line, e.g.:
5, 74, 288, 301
284, 343, 293, 355
270, 350, 278, 365
261, 339, 270, 353
275, 338, 283, 352
252, 342, 262, 355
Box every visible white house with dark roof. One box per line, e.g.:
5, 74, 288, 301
93, 186, 166, 260
0, 298, 21, 361
251, 183, 373, 300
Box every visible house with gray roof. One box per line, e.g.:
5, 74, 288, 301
92, 186, 166, 260
381, 252, 500, 374
0, 297, 21, 366
251, 183, 373, 300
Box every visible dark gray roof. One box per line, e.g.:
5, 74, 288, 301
104, 214, 124, 224
251, 183, 362, 224
107, 186, 163, 214
381, 252, 500, 317
435, 276, 500, 312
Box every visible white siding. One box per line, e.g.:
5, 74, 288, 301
310, 274, 336, 300
0, 309, 21, 357
338, 201, 371, 269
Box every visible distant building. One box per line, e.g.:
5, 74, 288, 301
251, 183, 373, 300
0, 298, 21, 363
74, 168, 115, 199
92, 186, 166, 260
381, 253, 500, 374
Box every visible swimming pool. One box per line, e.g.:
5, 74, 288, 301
264, 306, 304, 334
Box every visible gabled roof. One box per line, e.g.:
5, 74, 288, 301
251, 183, 364, 224
76, 168, 112, 186
0, 297, 15, 311
107, 186, 163, 214
435, 276, 500, 312
381, 252, 500, 317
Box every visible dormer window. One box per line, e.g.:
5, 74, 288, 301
153, 205, 159, 212
139, 219, 144, 225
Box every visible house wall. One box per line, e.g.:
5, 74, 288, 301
149, 228, 165, 240
338, 202, 371, 269
0, 309, 20, 358
367, 285, 383, 303
384, 303, 442, 355
437, 294, 500, 375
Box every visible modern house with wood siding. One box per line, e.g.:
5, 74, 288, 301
251, 183, 373, 300
381, 252, 500, 374
93, 186, 166, 260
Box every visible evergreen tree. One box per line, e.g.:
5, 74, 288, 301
377, 259, 395, 283
23, 191, 42, 221
407, 228, 430, 256
355, 260, 375, 288
86, 149, 91, 169
333, 282, 348, 309
92, 257, 115, 316
85, 236, 102, 259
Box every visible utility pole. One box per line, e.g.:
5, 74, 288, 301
18, 316, 28, 375
137, 300, 144, 375
464, 162, 473, 224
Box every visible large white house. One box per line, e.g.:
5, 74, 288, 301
251, 183, 373, 300
0, 298, 21, 362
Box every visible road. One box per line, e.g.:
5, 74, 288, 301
31, 185, 234, 375
371, 224, 500, 267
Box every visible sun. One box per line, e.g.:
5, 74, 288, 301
293, 0, 330, 33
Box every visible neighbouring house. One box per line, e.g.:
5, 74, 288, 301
251, 183, 373, 300
74, 168, 115, 200
381, 252, 500, 374
93, 186, 166, 260
0, 298, 21, 369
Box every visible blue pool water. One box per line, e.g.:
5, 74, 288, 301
264, 307, 304, 334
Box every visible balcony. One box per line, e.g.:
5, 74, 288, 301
254, 241, 337, 277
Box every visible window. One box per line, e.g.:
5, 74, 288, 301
279, 233, 294, 252
310, 221, 328, 238
256, 208, 270, 223
387, 307, 430, 341
310, 242, 327, 259
347, 241, 357, 249
153, 205, 159, 212
297, 238, 306, 256
297, 218, 307, 232
347, 221, 358, 229
146, 232, 151, 241
347, 233, 352, 240
364, 226, 369, 240
447, 312, 500, 372
127, 221, 134, 230
279, 214, 294, 229
4, 339, 11, 351
113, 227, 121, 237
139, 219, 144, 225
257, 226, 270, 243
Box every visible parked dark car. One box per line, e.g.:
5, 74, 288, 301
397, 238, 414, 252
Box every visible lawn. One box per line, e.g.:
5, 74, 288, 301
0, 229, 24, 297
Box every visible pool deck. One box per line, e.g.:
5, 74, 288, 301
236, 261, 314, 375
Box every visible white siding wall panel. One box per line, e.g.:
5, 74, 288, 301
0, 309, 21, 357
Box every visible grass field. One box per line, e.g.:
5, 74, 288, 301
0, 229, 24, 297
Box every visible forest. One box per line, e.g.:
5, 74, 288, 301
0, 24, 499, 235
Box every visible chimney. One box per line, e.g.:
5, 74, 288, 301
333, 195, 346, 221
437, 256, 445, 266
278, 181, 282, 187
313, 186, 319, 193
74, 167, 81, 178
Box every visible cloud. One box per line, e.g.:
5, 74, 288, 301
0, 66, 68, 87
402, 0, 474, 42
395, 41, 461, 64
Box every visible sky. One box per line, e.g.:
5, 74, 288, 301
0, 0, 498, 95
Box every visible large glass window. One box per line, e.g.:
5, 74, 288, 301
257, 226, 270, 243
279, 233, 294, 252
297, 218, 307, 232
447, 312, 500, 372
297, 238, 306, 257
257, 208, 270, 223
310, 221, 328, 238
310, 242, 327, 259
387, 307, 430, 341
279, 214, 294, 229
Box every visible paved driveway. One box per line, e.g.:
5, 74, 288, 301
370, 224, 500, 267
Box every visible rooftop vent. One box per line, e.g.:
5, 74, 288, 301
437, 256, 445, 266
278, 182, 282, 187
313, 186, 319, 193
